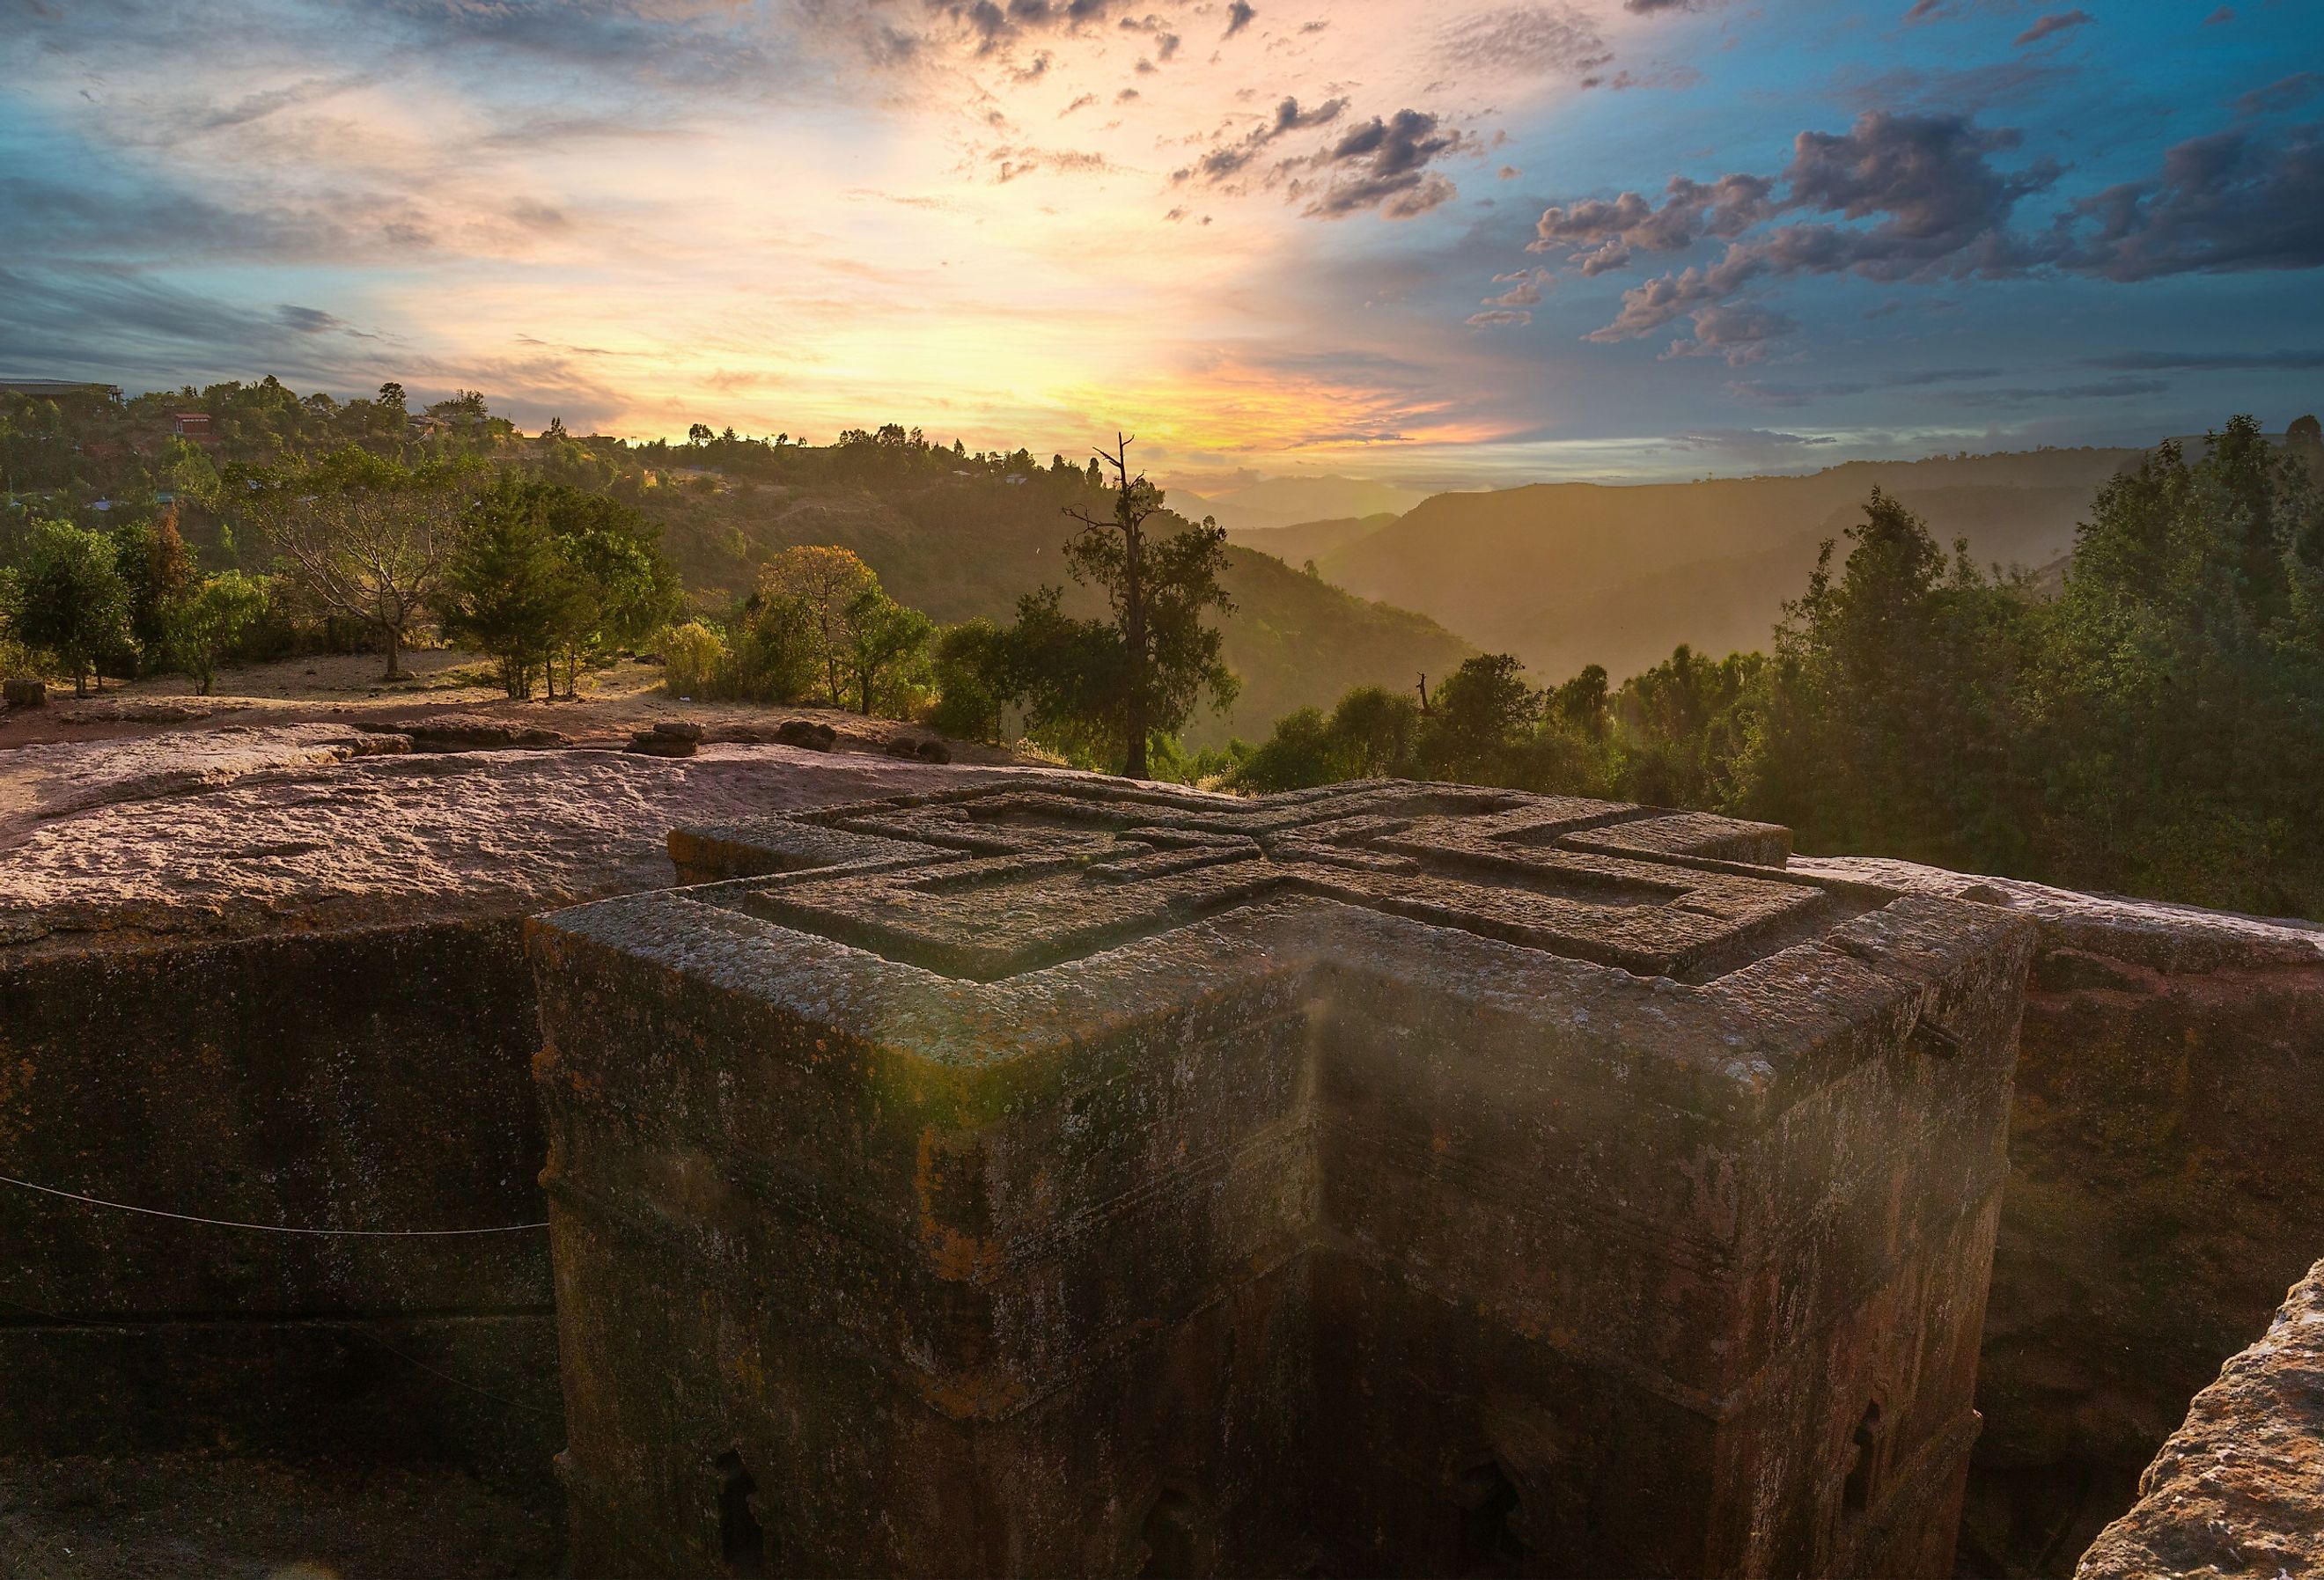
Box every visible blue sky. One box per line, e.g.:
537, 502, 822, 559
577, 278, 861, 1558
2, 0, 2318, 484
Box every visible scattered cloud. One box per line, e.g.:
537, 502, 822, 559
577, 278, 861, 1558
2068, 124, 2324, 280
1435, 5, 1611, 77
1173, 95, 1349, 187
2013, 10, 2091, 47
2232, 73, 2320, 119
1672, 428, 1838, 452
276, 304, 344, 333
1532, 110, 2324, 357
1224, 1, 1256, 39
1302, 109, 1470, 218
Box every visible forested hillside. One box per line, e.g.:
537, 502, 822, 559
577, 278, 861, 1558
1318, 451, 2141, 681
639, 473, 1468, 746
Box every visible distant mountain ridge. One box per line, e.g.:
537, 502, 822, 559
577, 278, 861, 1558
1314, 449, 2142, 683
1228, 512, 1401, 568
1166, 475, 1430, 533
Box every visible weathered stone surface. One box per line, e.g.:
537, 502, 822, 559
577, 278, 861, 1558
358, 713, 572, 752
536, 780, 2033, 1577
0, 730, 1025, 1495
2076, 1257, 2324, 1580
775, 717, 838, 750
1795, 858, 2324, 1575
626, 728, 697, 757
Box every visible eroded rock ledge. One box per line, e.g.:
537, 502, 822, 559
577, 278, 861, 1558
2077, 1257, 2324, 1580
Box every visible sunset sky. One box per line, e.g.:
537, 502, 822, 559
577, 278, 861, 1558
3, 0, 2319, 485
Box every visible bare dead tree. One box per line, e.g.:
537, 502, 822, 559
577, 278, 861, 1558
1064, 432, 1161, 778
267, 487, 465, 678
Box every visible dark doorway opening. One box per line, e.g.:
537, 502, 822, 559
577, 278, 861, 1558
1844, 1400, 1884, 1515
1454, 1459, 1529, 1578
1138, 1488, 1200, 1579
717, 1449, 768, 1576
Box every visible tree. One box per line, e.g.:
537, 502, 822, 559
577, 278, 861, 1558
165, 571, 270, 695
1420, 653, 1540, 782
486, 478, 681, 695
930, 618, 1013, 743
1043, 433, 1238, 777
754, 546, 879, 707
442, 487, 576, 698
839, 586, 934, 716
15, 519, 132, 694
688, 423, 713, 445
109, 510, 194, 672
261, 458, 467, 678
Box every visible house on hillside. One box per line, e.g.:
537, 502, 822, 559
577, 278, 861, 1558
171, 412, 217, 444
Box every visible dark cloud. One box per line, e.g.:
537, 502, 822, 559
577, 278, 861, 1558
1537, 110, 2324, 356
1224, 1, 1255, 38
1173, 95, 1345, 186
1435, 5, 1611, 77
2204, 5, 2235, 22
2014, 10, 2090, 46
0, 169, 396, 266
2234, 73, 2320, 118
1531, 173, 1777, 271
1553, 112, 2056, 346
1623, 0, 1721, 11
1303, 110, 1467, 219
276, 305, 344, 334
1655, 301, 1797, 365
2065, 124, 2324, 280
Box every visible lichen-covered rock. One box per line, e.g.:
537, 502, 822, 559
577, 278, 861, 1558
2076, 1257, 2324, 1580
0, 728, 1037, 1489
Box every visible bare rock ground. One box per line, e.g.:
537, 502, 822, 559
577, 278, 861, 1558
2076, 1257, 2324, 1580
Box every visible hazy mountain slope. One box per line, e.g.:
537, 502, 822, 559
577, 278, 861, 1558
644, 475, 1469, 746
1229, 512, 1401, 568
1318, 451, 2136, 682
1183, 475, 1431, 533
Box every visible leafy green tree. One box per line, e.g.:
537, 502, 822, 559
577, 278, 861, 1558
929, 618, 1013, 743
255, 449, 472, 677
108, 511, 194, 672
442, 488, 576, 697
840, 586, 934, 716
1551, 664, 1610, 741
1419, 653, 1540, 782
1232, 686, 1423, 791
1736, 489, 2038, 871
2024, 421, 2324, 909
165, 571, 270, 695
15, 519, 132, 694
755, 545, 880, 707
